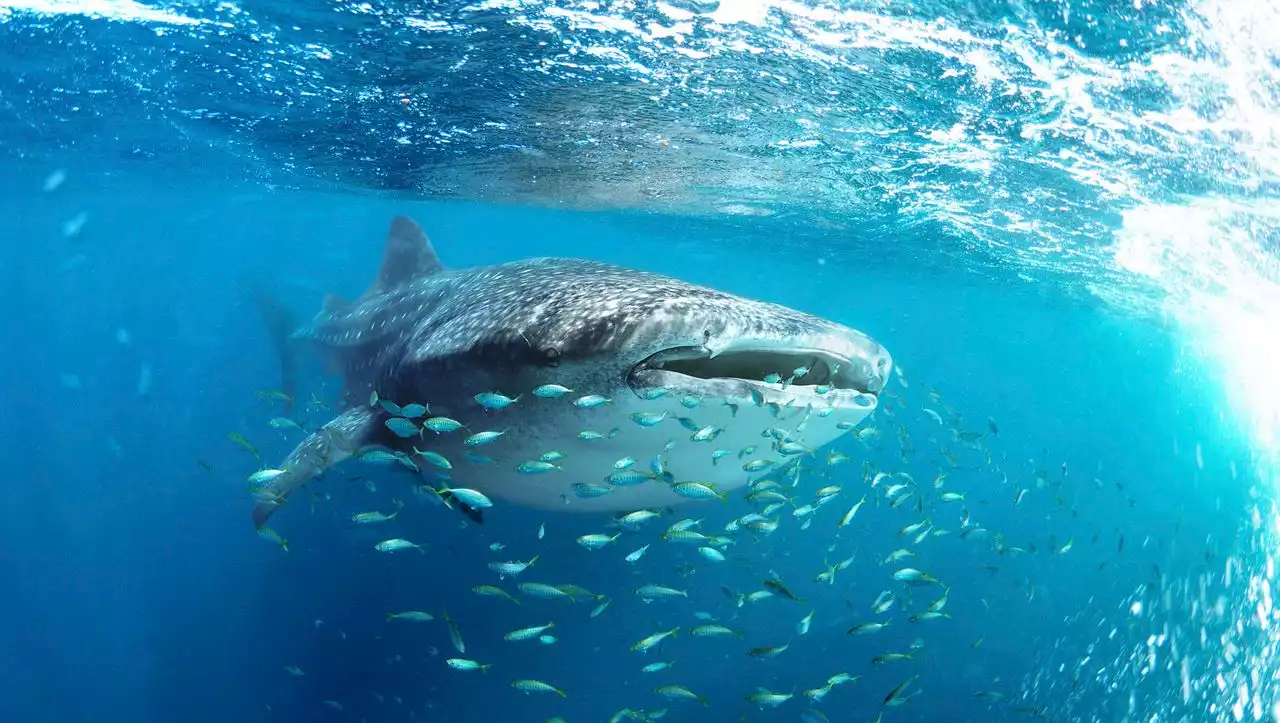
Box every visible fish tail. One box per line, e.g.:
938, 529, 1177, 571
248, 281, 300, 416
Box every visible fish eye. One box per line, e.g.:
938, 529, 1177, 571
703, 329, 712, 342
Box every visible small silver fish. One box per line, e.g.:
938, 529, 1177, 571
441, 486, 493, 509
351, 501, 402, 524
424, 417, 465, 433
247, 468, 288, 486
697, 547, 726, 562
518, 582, 575, 601
504, 622, 555, 641
446, 658, 491, 672
387, 611, 434, 622
414, 448, 453, 470
573, 483, 614, 498
642, 661, 675, 673
465, 430, 506, 446
608, 469, 654, 486
796, 610, 814, 635
637, 387, 671, 400
577, 533, 621, 550
441, 609, 466, 653
572, 394, 611, 409
690, 425, 723, 442
631, 411, 668, 427
517, 460, 560, 474
374, 538, 425, 553
489, 556, 539, 577
475, 392, 520, 410
671, 481, 725, 502
464, 451, 498, 465
384, 417, 420, 438
532, 384, 573, 398
399, 403, 428, 418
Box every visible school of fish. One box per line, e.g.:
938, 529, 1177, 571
232, 360, 1134, 723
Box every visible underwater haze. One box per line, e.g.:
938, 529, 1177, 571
2, 1, 1279, 723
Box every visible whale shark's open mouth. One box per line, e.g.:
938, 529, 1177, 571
627, 344, 883, 400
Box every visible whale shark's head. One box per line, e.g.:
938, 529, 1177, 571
500, 266, 893, 418
623, 305, 891, 410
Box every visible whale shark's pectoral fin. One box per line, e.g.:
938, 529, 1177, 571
252, 405, 378, 529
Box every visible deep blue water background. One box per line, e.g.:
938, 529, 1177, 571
0, 161, 1258, 723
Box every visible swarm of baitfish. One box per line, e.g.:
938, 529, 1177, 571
238, 362, 1100, 720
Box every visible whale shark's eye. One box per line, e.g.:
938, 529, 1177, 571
703, 329, 712, 343
543, 346, 561, 367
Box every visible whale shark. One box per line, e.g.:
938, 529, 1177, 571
250, 216, 891, 528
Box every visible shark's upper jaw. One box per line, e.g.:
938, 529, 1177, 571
626, 338, 890, 408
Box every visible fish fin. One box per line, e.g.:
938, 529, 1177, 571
457, 501, 485, 526
322, 293, 350, 313
361, 216, 444, 299
249, 282, 299, 416
252, 406, 378, 529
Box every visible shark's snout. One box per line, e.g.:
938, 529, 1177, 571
845, 334, 892, 395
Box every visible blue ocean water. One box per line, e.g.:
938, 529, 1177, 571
2, 1, 1279, 723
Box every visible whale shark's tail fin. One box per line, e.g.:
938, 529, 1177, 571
250, 282, 300, 416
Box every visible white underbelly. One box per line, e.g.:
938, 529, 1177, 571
428, 392, 876, 513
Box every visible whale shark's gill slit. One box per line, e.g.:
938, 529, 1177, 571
633, 347, 872, 394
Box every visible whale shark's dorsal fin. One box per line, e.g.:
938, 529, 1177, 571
322, 294, 350, 313
361, 216, 443, 300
